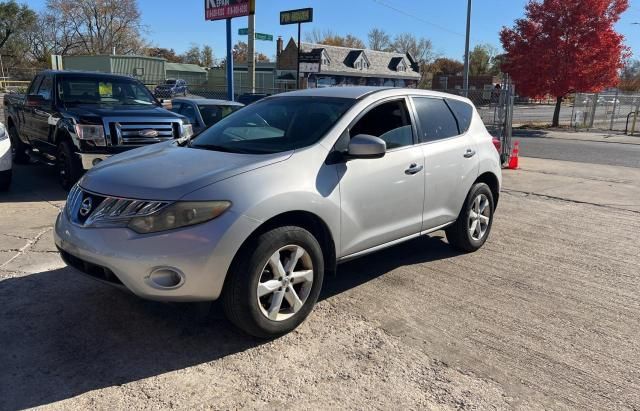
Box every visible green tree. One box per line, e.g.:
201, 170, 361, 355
201, 45, 214, 67
427, 58, 464, 76
0, 0, 36, 51
182, 43, 201, 65
468, 44, 498, 76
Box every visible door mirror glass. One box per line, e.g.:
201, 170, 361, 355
347, 134, 386, 159
26, 94, 46, 107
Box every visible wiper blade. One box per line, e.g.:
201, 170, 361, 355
190, 144, 245, 153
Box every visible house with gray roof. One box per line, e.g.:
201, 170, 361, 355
275, 37, 421, 89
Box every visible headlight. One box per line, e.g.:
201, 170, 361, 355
0, 123, 6, 141
128, 201, 231, 234
75, 124, 106, 146
181, 123, 193, 139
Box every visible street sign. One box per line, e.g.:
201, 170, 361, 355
280, 8, 313, 25
299, 62, 320, 73
205, 0, 255, 21
238, 28, 273, 41
255, 33, 273, 41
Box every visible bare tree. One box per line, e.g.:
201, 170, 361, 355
305, 28, 365, 48
182, 43, 201, 65
46, 0, 146, 55
368, 28, 391, 51
26, 10, 81, 62
391, 33, 434, 64
201, 45, 214, 67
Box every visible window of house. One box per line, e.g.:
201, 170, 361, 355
411, 97, 460, 142
350, 99, 414, 149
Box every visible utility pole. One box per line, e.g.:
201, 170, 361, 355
297, 22, 301, 89
462, 0, 472, 96
226, 18, 234, 101
247, 12, 256, 93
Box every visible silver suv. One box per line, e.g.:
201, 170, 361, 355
55, 87, 502, 338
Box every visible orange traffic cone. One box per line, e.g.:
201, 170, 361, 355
508, 141, 520, 170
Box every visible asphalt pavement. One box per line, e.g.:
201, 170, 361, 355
515, 130, 640, 168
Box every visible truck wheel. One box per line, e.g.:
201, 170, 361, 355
445, 183, 495, 253
0, 170, 11, 191
57, 140, 83, 191
8, 124, 29, 164
222, 226, 324, 339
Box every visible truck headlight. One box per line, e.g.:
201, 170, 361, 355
128, 201, 231, 234
181, 124, 193, 139
75, 124, 106, 146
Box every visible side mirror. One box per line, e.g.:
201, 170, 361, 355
347, 134, 386, 159
26, 94, 46, 107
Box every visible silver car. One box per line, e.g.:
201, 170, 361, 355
54, 87, 502, 338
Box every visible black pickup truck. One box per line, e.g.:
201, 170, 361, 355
4, 70, 192, 189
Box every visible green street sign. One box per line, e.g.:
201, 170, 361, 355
238, 28, 273, 41
255, 33, 273, 41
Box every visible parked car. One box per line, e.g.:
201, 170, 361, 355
237, 93, 270, 105
154, 79, 188, 98
0, 122, 11, 191
170, 98, 244, 134
54, 87, 502, 338
3, 70, 192, 189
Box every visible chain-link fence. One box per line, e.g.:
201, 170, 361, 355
571, 92, 640, 132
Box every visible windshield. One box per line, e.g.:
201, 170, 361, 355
190, 97, 355, 154
198, 104, 242, 127
57, 76, 157, 106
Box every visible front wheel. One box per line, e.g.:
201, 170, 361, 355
446, 183, 495, 253
222, 226, 324, 338
56, 140, 83, 191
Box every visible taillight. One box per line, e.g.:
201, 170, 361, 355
492, 137, 501, 153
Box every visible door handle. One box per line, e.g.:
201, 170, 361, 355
405, 163, 424, 175
463, 149, 476, 158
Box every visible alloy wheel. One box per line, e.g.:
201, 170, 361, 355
469, 194, 491, 241
256, 245, 314, 322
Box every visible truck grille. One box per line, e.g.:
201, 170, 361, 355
108, 121, 179, 145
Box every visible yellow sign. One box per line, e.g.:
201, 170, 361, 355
98, 82, 113, 97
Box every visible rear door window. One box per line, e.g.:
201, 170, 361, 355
446, 98, 474, 134
411, 97, 460, 142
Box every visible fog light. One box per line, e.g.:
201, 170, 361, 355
148, 267, 184, 289
92, 158, 102, 166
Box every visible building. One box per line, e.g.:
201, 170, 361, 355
432, 74, 500, 91
61, 55, 208, 86
207, 62, 280, 92
165, 62, 208, 86
275, 37, 421, 89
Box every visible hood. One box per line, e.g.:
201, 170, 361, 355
67, 104, 183, 121
79, 141, 291, 200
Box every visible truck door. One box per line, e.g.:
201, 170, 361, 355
30, 74, 56, 153
21, 75, 43, 142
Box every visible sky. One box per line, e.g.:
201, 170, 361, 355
28, 0, 640, 62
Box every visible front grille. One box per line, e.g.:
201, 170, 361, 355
109, 121, 178, 145
66, 184, 169, 228
58, 247, 123, 285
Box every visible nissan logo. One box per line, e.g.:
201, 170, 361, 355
79, 197, 93, 217
138, 129, 159, 138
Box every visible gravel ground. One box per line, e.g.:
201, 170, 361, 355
1, 162, 639, 410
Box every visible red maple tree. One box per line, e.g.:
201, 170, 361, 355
500, 0, 630, 126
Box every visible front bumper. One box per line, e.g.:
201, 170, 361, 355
54, 207, 260, 302
78, 153, 110, 170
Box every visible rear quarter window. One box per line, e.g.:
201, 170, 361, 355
446, 98, 474, 134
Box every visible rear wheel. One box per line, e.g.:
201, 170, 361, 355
222, 226, 324, 338
56, 140, 83, 190
446, 183, 494, 252
8, 124, 29, 164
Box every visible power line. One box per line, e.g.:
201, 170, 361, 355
371, 0, 476, 40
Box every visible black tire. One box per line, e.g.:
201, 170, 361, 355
222, 226, 324, 339
446, 183, 495, 253
56, 140, 83, 191
0, 169, 11, 191
8, 124, 29, 164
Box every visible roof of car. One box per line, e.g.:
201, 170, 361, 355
277, 86, 392, 99
272, 86, 472, 103
172, 98, 244, 106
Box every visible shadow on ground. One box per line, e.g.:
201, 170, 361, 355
0, 163, 68, 203
0, 235, 458, 409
